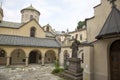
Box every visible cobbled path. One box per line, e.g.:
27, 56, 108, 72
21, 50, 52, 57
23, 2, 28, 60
0, 64, 64, 80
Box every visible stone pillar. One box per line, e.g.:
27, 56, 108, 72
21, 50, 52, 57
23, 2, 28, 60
42, 56, 45, 66
6, 57, 10, 66
25, 57, 29, 66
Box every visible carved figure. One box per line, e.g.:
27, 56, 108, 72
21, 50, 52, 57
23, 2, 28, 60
70, 39, 80, 58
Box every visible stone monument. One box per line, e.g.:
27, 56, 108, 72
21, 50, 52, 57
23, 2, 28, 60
62, 39, 83, 80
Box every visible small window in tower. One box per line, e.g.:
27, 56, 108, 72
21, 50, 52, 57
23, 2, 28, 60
30, 15, 33, 20
30, 27, 36, 37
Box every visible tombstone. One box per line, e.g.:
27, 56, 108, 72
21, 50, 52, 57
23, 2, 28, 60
62, 39, 83, 80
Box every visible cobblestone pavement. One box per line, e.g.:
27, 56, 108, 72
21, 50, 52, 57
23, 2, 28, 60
0, 64, 64, 80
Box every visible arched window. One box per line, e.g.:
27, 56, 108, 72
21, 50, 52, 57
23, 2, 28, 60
30, 27, 36, 37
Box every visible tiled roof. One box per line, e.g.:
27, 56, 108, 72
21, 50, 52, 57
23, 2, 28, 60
21, 5, 40, 15
96, 6, 120, 39
45, 32, 55, 38
0, 21, 23, 28
0, 35, 60, 48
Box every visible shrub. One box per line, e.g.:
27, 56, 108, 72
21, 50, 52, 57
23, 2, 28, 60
52, 68, 64, 74
52, 60, 64, 74
55, 60, 60, 69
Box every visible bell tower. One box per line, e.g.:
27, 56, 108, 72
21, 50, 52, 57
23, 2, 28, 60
21, 5, 40, 23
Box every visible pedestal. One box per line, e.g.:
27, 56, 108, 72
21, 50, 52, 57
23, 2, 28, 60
62, 58, 83, 80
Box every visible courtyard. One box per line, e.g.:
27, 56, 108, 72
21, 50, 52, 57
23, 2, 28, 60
0, 64, 65, 80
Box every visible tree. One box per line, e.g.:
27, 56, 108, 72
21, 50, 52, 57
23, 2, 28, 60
77, 21, 85, 29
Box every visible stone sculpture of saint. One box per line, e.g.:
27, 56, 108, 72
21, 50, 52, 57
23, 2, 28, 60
70, 39, 80, 58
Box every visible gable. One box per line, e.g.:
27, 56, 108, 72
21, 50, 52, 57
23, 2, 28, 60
0, 19, 45, 38
19, 19, 45, 38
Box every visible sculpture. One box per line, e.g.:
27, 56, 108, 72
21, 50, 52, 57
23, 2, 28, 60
70, 39, 80, 58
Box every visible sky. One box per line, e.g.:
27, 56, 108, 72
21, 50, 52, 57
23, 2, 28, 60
1, 0, 100, 31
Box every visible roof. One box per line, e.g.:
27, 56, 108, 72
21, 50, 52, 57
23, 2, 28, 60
0, 21, 23, 28
21, 5, 40, 15
0, 35, 60, 48
69, 28, 86, 34
45, 31, 55, 38
96, 6, 120, 39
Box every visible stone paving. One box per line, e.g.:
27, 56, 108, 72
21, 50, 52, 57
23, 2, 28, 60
0, 64, 65, 80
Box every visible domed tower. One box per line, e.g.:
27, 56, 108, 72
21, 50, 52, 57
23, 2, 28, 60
0, 4, 3, 22
21, 5, 40, 23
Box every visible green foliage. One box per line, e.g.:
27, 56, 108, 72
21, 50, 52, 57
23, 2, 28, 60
55, 60, 60, 69
77, 21, 85, 29
52, 68, 64, 74
52, 60, 64, 74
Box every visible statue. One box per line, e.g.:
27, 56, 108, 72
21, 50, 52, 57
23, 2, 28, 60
70, 39, 80, 58
63, 39, 83, 80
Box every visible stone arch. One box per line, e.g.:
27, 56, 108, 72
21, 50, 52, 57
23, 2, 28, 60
29, 49, 42, 64
109, 40, 120, 80
10, 49, 26, 65
0, 48, 7, 65
45, 50, 56, 64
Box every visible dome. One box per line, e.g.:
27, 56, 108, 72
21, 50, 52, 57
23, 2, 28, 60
21, 5, 40, 15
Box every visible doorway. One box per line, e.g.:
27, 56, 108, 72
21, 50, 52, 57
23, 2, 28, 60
110, 40, 120, 80
29, 51, 37, 63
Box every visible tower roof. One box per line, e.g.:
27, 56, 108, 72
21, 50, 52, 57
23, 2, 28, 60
21, 5, 40, 15
96, 1, 120, 39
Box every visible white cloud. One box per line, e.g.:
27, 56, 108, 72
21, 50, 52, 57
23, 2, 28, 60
2, 0, 100, 31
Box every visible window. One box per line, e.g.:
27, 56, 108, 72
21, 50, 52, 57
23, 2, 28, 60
82, 53, 84, 63
30, 27, 36, 37
80, 34, 82, 40
46, 26, 49, 31
76, 34, 78, 39
30, 15, 33, 20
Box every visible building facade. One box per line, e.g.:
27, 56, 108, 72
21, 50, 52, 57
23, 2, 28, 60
82, 0, 120, 80
59, 28, 87, 67
0, 5, 60, 66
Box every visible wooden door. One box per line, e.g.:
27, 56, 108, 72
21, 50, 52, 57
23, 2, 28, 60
110, 40, 120, 80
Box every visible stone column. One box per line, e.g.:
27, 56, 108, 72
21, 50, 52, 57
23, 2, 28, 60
6, 57, 10, 66
25, 57, 29, 66
42, 56, 45, 66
